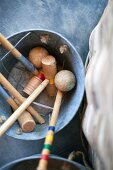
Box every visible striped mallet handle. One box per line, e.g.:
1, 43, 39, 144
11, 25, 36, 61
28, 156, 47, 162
37, 90, 63, 170
0, 33, 38, 75
0, 73, 45, 124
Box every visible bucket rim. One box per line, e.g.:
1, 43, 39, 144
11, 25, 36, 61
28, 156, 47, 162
1, 154, 87, 170
1, 29, 85, 140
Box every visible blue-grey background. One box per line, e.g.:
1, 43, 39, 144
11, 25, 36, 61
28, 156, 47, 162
0, 0, 108, 63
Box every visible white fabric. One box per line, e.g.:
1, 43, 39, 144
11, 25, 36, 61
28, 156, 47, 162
82, 1, 113, 169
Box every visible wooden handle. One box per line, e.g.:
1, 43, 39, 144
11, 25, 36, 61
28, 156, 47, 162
0, 33, 21, 58
49, 90, 63, 126
0, 33, 39, 75
0, 73, 45, 124
0, 79, 49, 136
46, 84, 57, 97
37, 90, 63, 170
0, 85, 35, 132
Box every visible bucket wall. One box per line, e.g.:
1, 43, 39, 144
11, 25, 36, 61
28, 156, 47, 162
1, 155, 87, 170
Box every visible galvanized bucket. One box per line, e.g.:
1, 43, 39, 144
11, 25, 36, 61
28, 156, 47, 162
0, 30, 85, 166
1, 155, 87, 170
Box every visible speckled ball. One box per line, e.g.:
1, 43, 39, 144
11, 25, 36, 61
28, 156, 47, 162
28, 47, 49, 68
55, 70, 76, 92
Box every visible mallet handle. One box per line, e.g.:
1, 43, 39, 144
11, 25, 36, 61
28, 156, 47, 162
49, 90, 63, 126
0, 73, 45, 124
0, 33, 22, 58
0, 33, 38, 75
0, 79, 49, 137
37, 90, 63, 170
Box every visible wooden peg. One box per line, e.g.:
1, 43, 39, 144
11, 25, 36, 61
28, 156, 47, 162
42, 55, 57, 96
37, 70, 76, 170
0, 33, 38, 75
0, 73, 45, 124
0, 85, 36, 132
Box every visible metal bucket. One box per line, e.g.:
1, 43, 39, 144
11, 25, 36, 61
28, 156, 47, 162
0, 30, 84, 166
1, 155, 87, 170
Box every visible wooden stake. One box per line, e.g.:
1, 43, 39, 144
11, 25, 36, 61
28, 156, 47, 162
0, 73, 45, 124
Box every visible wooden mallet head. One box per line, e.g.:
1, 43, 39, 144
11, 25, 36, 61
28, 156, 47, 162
42, 55, 57, 96
55, 70, 76, 92
29, 47, 49, 68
